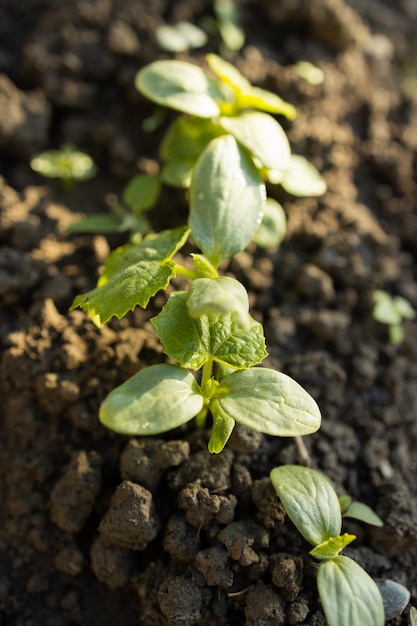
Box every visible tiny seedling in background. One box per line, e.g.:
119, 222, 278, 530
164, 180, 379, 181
270, 465, 385, 626
372, 289, 416, 344
296, 60, 324, 86
156, 21, 208, 53
30, 143, 97, 186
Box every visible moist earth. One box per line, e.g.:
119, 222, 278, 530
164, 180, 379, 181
1, 0, 417, 625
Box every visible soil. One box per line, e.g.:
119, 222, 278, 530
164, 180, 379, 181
1, 0, 417, 625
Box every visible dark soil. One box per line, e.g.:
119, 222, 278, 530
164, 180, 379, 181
1, 0, 417, 625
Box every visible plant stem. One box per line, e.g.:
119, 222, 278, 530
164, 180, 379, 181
174, 263, 197, 280
195, 358, 214, 429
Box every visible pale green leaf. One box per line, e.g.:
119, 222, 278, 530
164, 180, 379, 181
99, 364, 204, 435
393, 295, 416, 320
214, 0, 245, 51
122, 173, 161, 214
253, 198, 286, 249
317, 556, 384, 626
213, 368, 321, 439
310, 533, 356, 560
206, 53, 250, 92
160, 159, 194, 188
135, 60, 223, 117
190, 134, 265, 267
218, 112, 291, 171
67, 214, 123, 234
279, 154, 327, 197
208, 409, 236, 453
160, 116, 222, 162
151, 291, 267, 370
270, 464, 340, 546
410, 606, 417, 626
156, 21, 208, 53
98, 226, 189, 286
30, 144, 97, 181
236, 86, 297, 119
186, 277, 249, 320
70, 259, 176, 327
343, 502, 383, 527
373, 291, 400, 325
191, 254, 219, 279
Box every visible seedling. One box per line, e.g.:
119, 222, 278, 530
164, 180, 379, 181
71, 132, 321, 452
339, 494, 383, 527
156, 21, 208, 53
372, 289, 416, 344
30, 143, 97, 186
271, 465, 385, 626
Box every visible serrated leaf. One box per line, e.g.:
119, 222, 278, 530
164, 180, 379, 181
99, 364, 204, 435
71, 259, 176, 327
218, 112, 291, 171
190, 134, 265, 267
98, 226, 189, 286
151, 291, 267, 370
270, 465, 340, 546
253, 198, 286, 249
317, 556, 384, 626
135, 60, 223, 118
212, 368, 321, 439
122, 173, 161, 214
310, 533, 356, 560
343, 502, 383, 527
279, 154, 327, 197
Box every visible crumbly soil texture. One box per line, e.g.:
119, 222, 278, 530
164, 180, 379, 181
1, 0, 417, 625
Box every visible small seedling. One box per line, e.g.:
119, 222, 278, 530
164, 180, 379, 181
156, 21, 208, 53
372, 289, 416, 344
270, 465, 385, 626
30, 143, 97, 186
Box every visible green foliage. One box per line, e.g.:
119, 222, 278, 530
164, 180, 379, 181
270, 465, 385, 626
253, 198, 287, 249
339, 495, 383, 527
30, 144, 97, 184
156, 21, 208, 53
372, 290, 416, 344
410, 606, 417, 626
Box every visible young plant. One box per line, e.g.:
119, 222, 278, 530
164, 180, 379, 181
135, 53, 326, 245
372, 289, 416, 344
270, 465, 385, 626
30, 143, 97, 186
71, 132, 321, 452
339, 494, 383, 527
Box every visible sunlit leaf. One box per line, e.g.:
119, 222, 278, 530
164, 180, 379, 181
190, 134, 265, 267
317, 556, 384, 626
100, 364, 204, 435
212, 368, 321, 438
135, 60, 224, 117
30, 144, 97, 181
253, 198, 286, 249
156, 21, 208, 53
270, 465, 341, 546
279, 154, 327, 196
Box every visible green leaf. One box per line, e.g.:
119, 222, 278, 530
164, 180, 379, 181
317, 556, 384, 626
373, 291, 400, 325
156, 21, 208, 53
186, 277, 249, 321
270, 465, 341, 546
160, 115, 222, 162
99, 364, 204, 435
122, 173, 161, 214
253, 198, 286, 249
191, 254, 219, 279
205, 55, 296, 119
343, 502, 383, 527
190, 134, 265, 267
338, 495, 352, 513
218, 112, 291, 171
151, 291, 267, 370
410, 606, 417, 626
135, 60, 223, 118
67, 214, 123, 234
393, 295, 416, 320
310, 533, 356, 560
98, 226, 189, 286
212, 368, 321, 439
30, 144, 97, 181
208, 409, 236, 454
160, 159, 194, 188
214, 0, 245, 52
279, 154, 327, 196
71, 259, 176, 327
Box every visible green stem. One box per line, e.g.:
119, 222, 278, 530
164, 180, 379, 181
174, 263, 197, 281
195, 358, 214, 429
